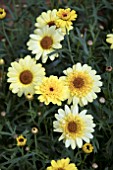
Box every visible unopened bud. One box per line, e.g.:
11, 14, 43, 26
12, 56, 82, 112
0, 59, 5, 65
99, 97, 105, 104
106, 66, 112, 72
92, 163, 98, 169
87, 40, 93, 46
38, 112, 42, 116
25, 146, 30, 151
31, 127, 38, 134
99, 24, 104, 30
1, 111, 6, 117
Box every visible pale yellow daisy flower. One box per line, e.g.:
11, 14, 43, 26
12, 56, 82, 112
7, 55, 45, 97
106, 33, 113, 49
46, 157, 78, 170
61, 63, 102, 106
35, 9, 59, 28
27, 25, 64, 63
35, 9, 69, 34
56, 8, 77, 32
35, 75, 69, 106
53, 104, 96, 149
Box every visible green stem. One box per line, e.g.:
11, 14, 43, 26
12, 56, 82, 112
2, 21, 14, 55
66, 30, 74, 64
107, 72, 111, 98
34, 134, 38, 149
29, 101, 32, 110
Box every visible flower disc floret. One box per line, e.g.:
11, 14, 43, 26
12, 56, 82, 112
7, 55, 45, 97
35, 76, 69, 106
46, 157, 78, 170
27, 25, 64, 63
53, 104, 96, 149
61, 63, 102, 106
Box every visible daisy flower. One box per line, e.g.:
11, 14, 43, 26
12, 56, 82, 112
35, 9, 70, 34
27, 25, 64, 63
46, 157, 78, 170
53, 104, 96, 149
7, 55, 45, 97
106, 33, 113, 49
35, 9, 58, 28
61, 63, 102, 106
35, 75, 69, 106
56, 8, 77, 32
82, 143, 94, 153
16, 135, 27, 147
0, 8, 6, 19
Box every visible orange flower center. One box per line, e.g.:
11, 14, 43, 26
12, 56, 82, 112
68, 121, 77, 133
20, 70, 33, 84
40, 36, 53, 49
73, 77, 84, 88
58, 168, 64, 170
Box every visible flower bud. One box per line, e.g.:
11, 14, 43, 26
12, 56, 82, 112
31, 127, 38, 134
92, 163, 98, 169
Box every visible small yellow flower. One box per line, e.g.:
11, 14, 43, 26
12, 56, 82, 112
16, 135, 27, 146
106, 33, 113, 49
56, 8, 77, 31
0, 8, 6, 19
46, 157, 78, 170
82, 143, 94, 153
35, 76, 69, 106
31, 127, 38, 134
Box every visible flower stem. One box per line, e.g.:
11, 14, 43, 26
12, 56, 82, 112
2, 21, 14, 55
66, 30, 74, 64
34, 134, 38, 149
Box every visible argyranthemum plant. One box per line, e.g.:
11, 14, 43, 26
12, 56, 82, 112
61, 63, 102, 106
106, 33, 113, 49
27, 25, 64, 63
53, 104, 96, 149
46, 157, 78, 170
56, 8, 77, 32
35, 75, 69, 106
7, 55, 45, 97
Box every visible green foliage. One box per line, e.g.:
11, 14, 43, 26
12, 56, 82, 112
0, 0, 113, 169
